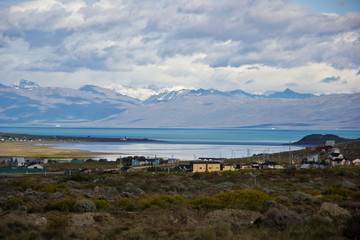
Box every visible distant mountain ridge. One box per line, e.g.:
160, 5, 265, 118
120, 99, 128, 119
0, 80, 359, 129
143, 87, 316, 103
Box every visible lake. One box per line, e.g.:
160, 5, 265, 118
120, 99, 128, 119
1, 127, 359, 160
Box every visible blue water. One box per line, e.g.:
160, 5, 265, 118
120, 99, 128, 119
1, 127, 359, 160
1, 127, 359, 142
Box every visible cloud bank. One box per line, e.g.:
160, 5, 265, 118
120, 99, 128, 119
0, 0, 359, 95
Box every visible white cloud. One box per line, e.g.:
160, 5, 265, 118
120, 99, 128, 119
0, 0, 359, 94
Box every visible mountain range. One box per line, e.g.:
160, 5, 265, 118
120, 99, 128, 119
0, 80, 359, 129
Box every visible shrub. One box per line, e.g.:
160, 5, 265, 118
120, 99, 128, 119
47, 215, 70, 229
75, 199, 96, 212
215, 189, 271, 206
93, 199, 111, 209
190, 196, 223, 210
262, 207, 304, 231
52, 198, 77, 212
138, 195, 185, 209
293, 191, 315, 203
116, 198, 135, 211
304, 190, 321, 195
324, 186, 353, 198
38, 184, 69, 193
3, 197, 27, 211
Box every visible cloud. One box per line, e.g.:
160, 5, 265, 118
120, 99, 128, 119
245, 79, 255, 84
321, 76, 341, 83
0, 0, 359, 94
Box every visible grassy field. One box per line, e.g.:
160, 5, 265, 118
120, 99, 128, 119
0, 141, 118, 159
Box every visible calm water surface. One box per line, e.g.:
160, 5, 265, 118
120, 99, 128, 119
1, 127, 359, 160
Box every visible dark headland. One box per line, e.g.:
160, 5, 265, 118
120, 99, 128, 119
291, 134, 352, 146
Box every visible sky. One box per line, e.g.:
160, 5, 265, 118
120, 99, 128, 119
0, 0, 359, 98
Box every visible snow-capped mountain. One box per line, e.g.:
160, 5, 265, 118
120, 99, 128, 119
10, 79, 40, 90
143, 87, 316, 103
0, 81, 358, 129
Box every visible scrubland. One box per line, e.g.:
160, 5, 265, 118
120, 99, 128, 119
0, 167, 360, 240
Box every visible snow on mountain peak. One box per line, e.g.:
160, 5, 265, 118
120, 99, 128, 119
11, 79, 40, 90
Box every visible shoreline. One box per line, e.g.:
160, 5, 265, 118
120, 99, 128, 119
0, 132, 159, 143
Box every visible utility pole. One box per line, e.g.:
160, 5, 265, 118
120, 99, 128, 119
289, 141, 292, 166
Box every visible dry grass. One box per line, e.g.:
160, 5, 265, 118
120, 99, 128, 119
0, 141, 117, 158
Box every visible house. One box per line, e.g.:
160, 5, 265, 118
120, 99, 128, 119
327, 150, 345, 167
191, 161, 221, 172
261, 162, 284, 170
352, 159, 360, 166
300, 163, 325, 169
222, 163, 235, 171
325, 140, 335, 147
0, 157, 11, 166
251, 162, 260, 169
198, 157, 225, 162
162, 158, 179, 164
132, 158, 161, 166
300, 164, 310, 169
174, 164, 192, 172
80, 168, 92, 174
11, 157, 26, 167
303, 154, 319, 163
237, 163, 252, 170
27, 163, 44, 169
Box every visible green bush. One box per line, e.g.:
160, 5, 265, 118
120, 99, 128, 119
48, 215, 70, 229
3, 198, 28, 211
93, 199, 111, 209
52, 198, 77, 212
190, 196, 223, 210
138, 195, 185, 209
38, 184, 69, 193
216, 189, 271, 206
324, 186, 353, 197
116, 198, 135, 211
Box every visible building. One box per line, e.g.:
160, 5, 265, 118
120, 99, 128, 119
303, 154, 319, 163
261, 162, 283, 169
237, 163, 252, 170
327, 149, 345, 166
11, 157, 26, 167
132, 158, 161, 166
26, 163, 44, 169
325, 140, 335, 147
198, 157, 225, 162
191, 161, 221, 172
0, 157, 11, 166
222, 163, 235, 171
352, 159, 360, 166
81, 168, 92, 174
162, 158, 179, 164
251, 162, 260, 169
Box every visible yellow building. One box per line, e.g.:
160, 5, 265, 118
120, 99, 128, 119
222, 164, 235, 171
239, 163, 252, 170
192, 161, 221, 172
